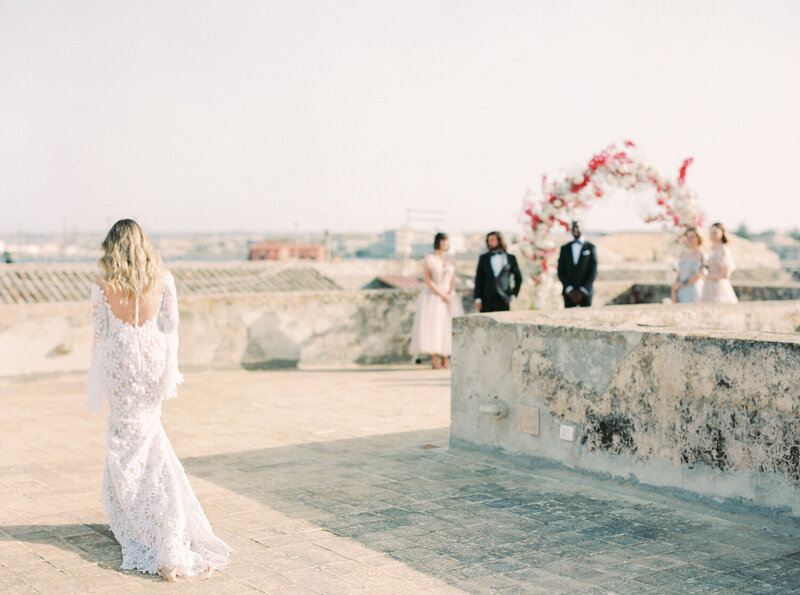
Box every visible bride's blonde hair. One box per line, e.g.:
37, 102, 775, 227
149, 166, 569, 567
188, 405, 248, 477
99, 219, 163, 303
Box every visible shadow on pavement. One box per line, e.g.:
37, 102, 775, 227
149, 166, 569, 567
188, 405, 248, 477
181, 429, 800, 594
0, 523, 164, 581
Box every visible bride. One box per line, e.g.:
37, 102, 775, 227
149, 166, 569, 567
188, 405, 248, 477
86, 219, 231, 581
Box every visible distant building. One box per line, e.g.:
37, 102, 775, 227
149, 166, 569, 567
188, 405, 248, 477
248, 241, 326, 261
459, 232, 491, 258
358, 229, 478, 259
382, 227, 440, 259
766, 235, 800, 260
330, 233, 381, 258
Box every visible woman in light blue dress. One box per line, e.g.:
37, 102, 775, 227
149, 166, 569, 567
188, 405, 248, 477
671, 227, 704, 303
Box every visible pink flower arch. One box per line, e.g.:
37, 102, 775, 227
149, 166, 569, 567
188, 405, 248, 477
520, 141, 704, 299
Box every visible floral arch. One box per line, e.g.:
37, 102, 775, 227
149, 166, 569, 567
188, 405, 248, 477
519, 141, 704, 307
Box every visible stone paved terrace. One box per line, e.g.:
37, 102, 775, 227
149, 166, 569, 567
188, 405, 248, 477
2, 367, 800, 594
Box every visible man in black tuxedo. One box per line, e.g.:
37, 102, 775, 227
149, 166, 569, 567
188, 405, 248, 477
557, 221, 598, 308
474, 231, 522, 313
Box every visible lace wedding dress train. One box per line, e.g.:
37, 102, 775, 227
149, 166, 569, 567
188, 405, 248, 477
86, 272, 231, 577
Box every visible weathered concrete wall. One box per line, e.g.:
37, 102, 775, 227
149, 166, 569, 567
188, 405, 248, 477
451, 303, 800, 519
0, 290, 474, 377
610, 283, 800, 305
594, 265, 793, 284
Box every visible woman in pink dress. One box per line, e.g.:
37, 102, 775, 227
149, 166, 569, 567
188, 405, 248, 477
410, 233, 464, 369
701, 222, 738, 304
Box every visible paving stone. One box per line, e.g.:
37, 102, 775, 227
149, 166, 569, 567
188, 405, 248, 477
2, 367, 800, 594
632, 554, 687, 570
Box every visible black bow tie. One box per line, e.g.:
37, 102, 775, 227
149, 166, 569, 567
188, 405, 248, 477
491, 250, 504, 255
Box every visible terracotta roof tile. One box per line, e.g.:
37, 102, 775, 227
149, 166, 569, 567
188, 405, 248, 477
374, 275, 427, 290
0, 263, 341, 304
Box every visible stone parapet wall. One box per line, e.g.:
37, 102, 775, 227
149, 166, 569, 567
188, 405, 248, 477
179, 290, 433, 370
451, 303, 800, 519
593, 266, 792, 283
0, 290, 474, 377
610, 283, 800, 305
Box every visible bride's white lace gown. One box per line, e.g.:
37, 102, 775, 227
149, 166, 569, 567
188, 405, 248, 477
86, 272, 231, 577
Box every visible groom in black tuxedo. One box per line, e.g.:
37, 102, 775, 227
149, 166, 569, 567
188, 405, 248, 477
474, 231, 522, 313
557, 221, 598, 308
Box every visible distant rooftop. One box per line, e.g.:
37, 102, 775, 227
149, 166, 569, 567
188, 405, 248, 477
369, 275, 427, 290
0, 262, 341, 304
366, 274, 474, 291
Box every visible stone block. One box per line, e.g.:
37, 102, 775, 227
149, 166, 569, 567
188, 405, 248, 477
516, 406, 540, 435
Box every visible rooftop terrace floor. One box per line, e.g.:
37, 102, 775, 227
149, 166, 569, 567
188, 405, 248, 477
1, 367, 799, 594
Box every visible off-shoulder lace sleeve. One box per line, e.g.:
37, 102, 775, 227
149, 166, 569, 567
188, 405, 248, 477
85, 283, 108, 414
159, 271, 184, 399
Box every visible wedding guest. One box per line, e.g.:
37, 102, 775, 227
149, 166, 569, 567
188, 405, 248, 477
473, 231, 522, 312
701, 222, 738, 304
671, 227, 704, 303
557, 221, 598, 308
410, 232, 464, 369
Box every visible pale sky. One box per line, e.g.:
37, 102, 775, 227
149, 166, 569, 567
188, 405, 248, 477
1, 0, 798, 236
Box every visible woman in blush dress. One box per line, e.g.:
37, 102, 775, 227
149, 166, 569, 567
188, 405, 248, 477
701, 222, 739, 304
671, 227, 705, 303
86, 220, 231, 581
410, 232, 464, 369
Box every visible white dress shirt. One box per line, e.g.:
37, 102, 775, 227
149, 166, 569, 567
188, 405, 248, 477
490, 252, 506, 277
571, 238, 584, 266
